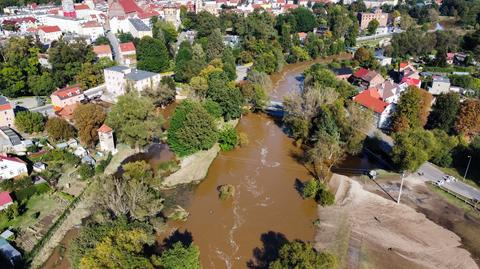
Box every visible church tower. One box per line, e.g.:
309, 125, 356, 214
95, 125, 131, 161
62, 0, 76, 18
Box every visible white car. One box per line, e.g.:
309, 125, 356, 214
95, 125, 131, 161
436, 179, 445, 186
443, 175, 456, 183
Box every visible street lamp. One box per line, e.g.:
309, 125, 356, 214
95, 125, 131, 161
397, 171, 405, 204
463, 155, 472, 182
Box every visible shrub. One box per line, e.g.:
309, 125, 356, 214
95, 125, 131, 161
317, 186, 335, 206
218, 126, 238, 151
217, 184, 235, 200
15, 111, 45, 133
238, 132, 249, 147
95, 153, 113, 174
202, 99, 223, 118
302, 179, 320, 199
78, 164, 94, 180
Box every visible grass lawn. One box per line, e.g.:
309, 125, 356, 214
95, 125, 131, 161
0, 193, 60, 231
427, 183, 475, 212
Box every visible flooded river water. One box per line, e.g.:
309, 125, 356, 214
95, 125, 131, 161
164, 55, 357, 268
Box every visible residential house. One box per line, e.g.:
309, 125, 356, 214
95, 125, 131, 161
375, 55, 392, 66
398, 61, 420, 80
400, 77, 421, 88
429, 75, 451, 95
162, 5, 181, 28
0, 155, 28, 180
454, 52, 468, 66
378, 80, 403, 104
358, 9, 388, 30
224, 34, 240, 48
50, 85, 85, 109
297, 32, 307, 43
119, 42, 137, 66
353, 88, 390, 127
98, 124, 116, 153
93, 45, 113, 60
55, 103, 78, 121
128, 18, 152, 38
350, 68, 385, 88
38, 53, 51, 69
0, 97, 15, 129
0, 127, 27, 153
0, 192, 13, 210
332, 67, 353, 81
37, 25, 62, 44
103, 66, 161, 101
81, 20, 104, 41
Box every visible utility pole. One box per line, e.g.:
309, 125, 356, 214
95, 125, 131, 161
397, 171, 405, 204
463, 155, 472, 182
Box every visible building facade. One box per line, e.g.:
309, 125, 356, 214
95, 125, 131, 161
0, 97, 15, 129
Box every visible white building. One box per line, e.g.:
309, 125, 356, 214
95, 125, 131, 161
0, 97, 15, 129
109, 16, 130, 34
128, 18, 152, 38
429, 75, 451, 95
103, 66, 162, 101
81, 20, 104, 41
0, 155, 28, 180
41, 15, 82, 34
37, 25, 62, 44
98, 124, 116, 153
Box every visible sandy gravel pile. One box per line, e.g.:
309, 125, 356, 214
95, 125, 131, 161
315, 174, 478, 269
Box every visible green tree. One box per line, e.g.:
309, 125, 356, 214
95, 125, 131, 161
269, 240, 337, 269
158, 242, 201, 269
174, 41, 193, 82
106, 92, 164, 148
427, 92, 460, 132
137, 36, 170, 73
14, 111, 45, 133
392, 86, 432, 132
28, 72, 56, 96
367, 19, 379, 35
218, 126, 238, 151
221, 47, 237, 81
291, 7, 316, 32
73, 103, 106, 147
167, 100, 218, 156
194, 10, 221, 38
391, 129, 436, 171
117, 32, 135, 43
78, 164, 94, 180
206, 28, 225, 62
207, 72, 244, 120
45, 117, 75, 142
153, 20, 178, 46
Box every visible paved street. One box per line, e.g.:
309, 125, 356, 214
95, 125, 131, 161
106, 31, 121, 63
418, 162, 480, 201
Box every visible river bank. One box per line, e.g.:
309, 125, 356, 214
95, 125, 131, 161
317, 174, 478, 269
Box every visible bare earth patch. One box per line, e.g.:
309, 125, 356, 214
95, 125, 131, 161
315, 174, 478, 269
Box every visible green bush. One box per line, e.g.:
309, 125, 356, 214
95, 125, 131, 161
41, 149, 80, 165
218, 126, 238, 151
78, 164, 94, 180
202, 99, 223, 118
317, 186, 335, 206
95, 153, 113, 174
302, 179, 320, 199
217, 184, 235, 200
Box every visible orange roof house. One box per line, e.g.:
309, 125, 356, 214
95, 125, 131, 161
353, 88, 389, 114
50, 85, 85, 109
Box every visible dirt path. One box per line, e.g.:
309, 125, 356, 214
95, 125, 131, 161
315, 174, 478, 269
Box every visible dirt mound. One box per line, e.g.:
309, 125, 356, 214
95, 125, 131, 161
316, 174, 478, 269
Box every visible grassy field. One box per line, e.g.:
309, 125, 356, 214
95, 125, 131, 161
0, 192, 59, 231
427, 183, 476, 212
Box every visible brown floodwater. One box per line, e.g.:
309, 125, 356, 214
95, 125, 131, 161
162, 55, 354, 269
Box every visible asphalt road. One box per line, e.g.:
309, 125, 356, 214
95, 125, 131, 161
418, 162, 480, 201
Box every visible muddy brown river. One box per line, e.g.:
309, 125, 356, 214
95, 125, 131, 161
164, 55, 354, 269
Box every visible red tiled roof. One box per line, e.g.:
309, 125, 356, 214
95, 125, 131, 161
82, 20, 101, 28
0, 103, 12, 111
0, 192, 13, 207
353, 88, 388, 114
119, 0, 143, 14
75, 4, 90, 10
38, 25, 61, 33
93, 44, 112, 55
119, 42, 136, 52
298, 32, 307, 39
0, 155, 26, 164
98, 124, 113, 133
399, 62, 411, 69
137, 10, 159, 19
51, 85, 83, 100
353, 67, 369, 78
401, 77, 421, 87
56, 103, 78, 119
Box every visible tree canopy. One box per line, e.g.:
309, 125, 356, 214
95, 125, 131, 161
73, 103, 107, 147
